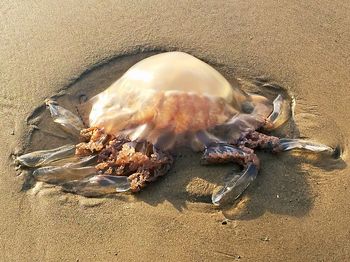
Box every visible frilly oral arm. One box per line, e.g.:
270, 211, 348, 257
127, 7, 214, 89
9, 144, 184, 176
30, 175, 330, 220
201, 143, 260, 206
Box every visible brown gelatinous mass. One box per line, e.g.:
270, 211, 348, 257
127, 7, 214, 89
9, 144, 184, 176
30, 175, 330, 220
75, 127, 173, 192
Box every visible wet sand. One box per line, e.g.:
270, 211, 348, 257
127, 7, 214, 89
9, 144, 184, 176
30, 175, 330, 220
1, 1, 350, 261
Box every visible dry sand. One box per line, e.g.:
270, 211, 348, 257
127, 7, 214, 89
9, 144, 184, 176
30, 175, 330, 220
1, 1, 350, 261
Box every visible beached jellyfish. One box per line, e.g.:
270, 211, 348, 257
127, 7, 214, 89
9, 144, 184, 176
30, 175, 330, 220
15, 52, 337, 205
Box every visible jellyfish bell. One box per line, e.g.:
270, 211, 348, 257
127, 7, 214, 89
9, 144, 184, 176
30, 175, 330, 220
87, 51, 273, 149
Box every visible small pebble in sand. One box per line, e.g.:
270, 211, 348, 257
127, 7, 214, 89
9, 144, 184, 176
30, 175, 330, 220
261, 236, 270, 242
221, 218, 230, 225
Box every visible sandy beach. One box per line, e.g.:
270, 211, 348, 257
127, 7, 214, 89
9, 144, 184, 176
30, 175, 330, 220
1, 1, 349, 261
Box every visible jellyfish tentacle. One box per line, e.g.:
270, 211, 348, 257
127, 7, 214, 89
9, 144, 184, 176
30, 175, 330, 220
60, 139, 173, 196
267, 94, 283, 123
278, 138, 336, 155
127, 168, 167, 192
263, 94, 291, 130
45, 99, 85, 136
212, 162, 258, 206
61, 175, 131, 197
32, 155, 97, 184
241, 131, 336, 155
15, 144, 76, 167
127, 145, 174, 192
33, 166, 97, 184
200, 143, 248, 164
238, 131, 280, 152
201, 143, 260, 206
